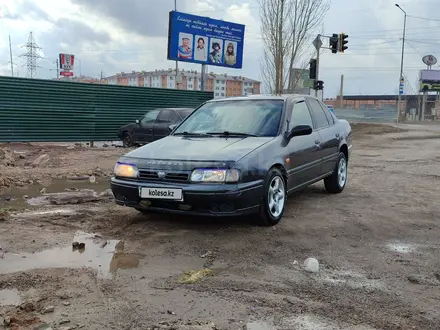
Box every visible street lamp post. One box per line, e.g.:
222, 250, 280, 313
396, 3, 407, 122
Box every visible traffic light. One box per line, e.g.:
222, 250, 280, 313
329, 34, 339, 54
309, 59, 317, 79
313, 80, 324, 90
339, 33, 348, 53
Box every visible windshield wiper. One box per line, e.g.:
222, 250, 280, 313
174, 131, 211, 136
205, 131, 258, 137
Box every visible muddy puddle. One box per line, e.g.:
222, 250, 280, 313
0, 178, 111, 209
0, 289, 22, 306
0, 231, 139, 279
386, 242, 415, 253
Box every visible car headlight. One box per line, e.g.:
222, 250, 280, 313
114, 162, 139, 178
190, 169, 239, 183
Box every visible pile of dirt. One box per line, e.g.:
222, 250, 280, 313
0, 147, 15, 166
351, 123, 407, 138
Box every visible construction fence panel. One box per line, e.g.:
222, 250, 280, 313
334, 108, 398, 123
0, 76, 213, 142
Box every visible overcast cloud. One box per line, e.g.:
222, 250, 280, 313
1, 0, 440, 97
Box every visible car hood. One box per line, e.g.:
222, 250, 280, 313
119, 123, 136, 132
122, 135, 274, 162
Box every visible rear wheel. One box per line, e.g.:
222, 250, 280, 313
256, 168, 286, 226
122, 132, 133, 148
324, 152, 347, 193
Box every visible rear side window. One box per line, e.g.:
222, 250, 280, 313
177, 109, 193, 119
319, 102, 335, 125
156, 110, 177, 123
307, 98, 330, 129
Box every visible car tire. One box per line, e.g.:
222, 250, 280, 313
256, 168, 286, 226
135, 208, 153, 215
324, 152, 348, 194
122, 132, 133, 148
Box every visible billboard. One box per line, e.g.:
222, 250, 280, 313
420, 69, 440, 82
59, 54, 75, 71
167, 11, 245, 69
60, 71, 73, 77
420, 82, 440, 92
290, 68, 313, 89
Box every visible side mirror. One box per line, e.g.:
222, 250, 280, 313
168, 124, 177, 132
135, 119, 140, 124
286, 125, 312, 139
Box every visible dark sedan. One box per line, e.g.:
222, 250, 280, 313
118, 107, 193, 147
111, 95, 352, 226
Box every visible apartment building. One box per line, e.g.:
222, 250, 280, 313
103, 69, 260, 99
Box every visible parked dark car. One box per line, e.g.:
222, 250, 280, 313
111, 95, 352, 226
118, 108, 193, 147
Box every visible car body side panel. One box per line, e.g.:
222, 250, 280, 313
285, 132, 322, 189
316, 124, 340, 174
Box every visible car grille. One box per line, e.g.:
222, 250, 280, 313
138, 170, 189, 183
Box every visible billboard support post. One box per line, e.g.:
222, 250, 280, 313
174, 0, 178, 87
201, 64, 206, 91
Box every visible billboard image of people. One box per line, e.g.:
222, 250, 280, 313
178, 33, 193, 59
167, 11, 245, 69
209, 38, 223, 64
224, 41, 237, 66
194, 36, 208, 61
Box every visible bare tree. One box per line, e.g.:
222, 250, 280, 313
260, 0, 330, 94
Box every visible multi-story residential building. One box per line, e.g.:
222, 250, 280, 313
103, 69, 260, 99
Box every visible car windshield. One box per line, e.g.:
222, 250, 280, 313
173, 100, 284, 137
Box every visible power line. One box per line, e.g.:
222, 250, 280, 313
19, 32, 42, 78
407, 15, 440, 22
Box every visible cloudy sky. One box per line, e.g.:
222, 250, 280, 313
1, 0, 440, 97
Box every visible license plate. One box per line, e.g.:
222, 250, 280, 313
140, 187, 183, 201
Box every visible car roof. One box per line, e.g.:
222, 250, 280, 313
155, 107, 193, 110
206, 94, 315, 102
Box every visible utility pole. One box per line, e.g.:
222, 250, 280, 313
339, 74, 344, 108
313, 34, 322, 98
396, 4, 407, 122
54, 59, 59, 78
9, 35, 14, 77
100, 71, 103, 82
20, 32, 42, 78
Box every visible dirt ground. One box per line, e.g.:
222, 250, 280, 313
1, 123, 440, 330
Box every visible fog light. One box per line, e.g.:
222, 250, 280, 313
178, 204, 192, 211
139, 200, 151, 207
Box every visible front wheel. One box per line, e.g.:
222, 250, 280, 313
324, 152, 347, 193
256, 168, 286, 226
122, 132, 133, 148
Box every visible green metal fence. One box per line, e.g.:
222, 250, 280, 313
0, 76, 213, 142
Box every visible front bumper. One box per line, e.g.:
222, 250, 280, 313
110, 177, 264, 216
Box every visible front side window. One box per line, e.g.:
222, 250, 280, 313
141, 110, 160, 124
290, 100, 313, 128
173, 100, 284, 137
